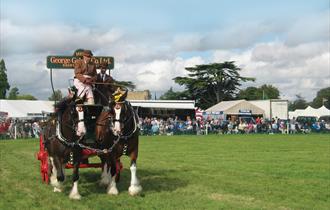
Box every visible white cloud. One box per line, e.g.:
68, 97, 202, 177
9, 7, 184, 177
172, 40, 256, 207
1, 9, 329, 101
113, 56, 205, 92
173, 34, 202, 51
285, 10, 330, 46
213, 41, 330, 100
0, 19, 124, 56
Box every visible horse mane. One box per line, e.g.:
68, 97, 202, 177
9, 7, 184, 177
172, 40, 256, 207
55, 97, 74, 114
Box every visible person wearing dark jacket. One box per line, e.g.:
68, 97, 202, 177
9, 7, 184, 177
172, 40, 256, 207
95, 61, 114, 105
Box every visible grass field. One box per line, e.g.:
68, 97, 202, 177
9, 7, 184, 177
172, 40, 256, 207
0, 134, 329, 210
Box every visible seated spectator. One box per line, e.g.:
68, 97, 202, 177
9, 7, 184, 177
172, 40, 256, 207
279, 121, 286, 134
311, 122, 321, 132
238, 120, 247, 133
271, 121, 278, 134
247, 121, 254, 133
289, 123, 296, 134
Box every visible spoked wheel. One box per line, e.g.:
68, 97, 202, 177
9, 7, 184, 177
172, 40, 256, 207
36, 135, 49, 184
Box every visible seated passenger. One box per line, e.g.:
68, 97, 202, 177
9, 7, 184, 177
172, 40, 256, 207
95, 61, 114, 105
74, 49, 97, 105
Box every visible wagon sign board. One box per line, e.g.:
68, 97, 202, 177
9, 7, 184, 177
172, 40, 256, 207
47, 49, 114, 69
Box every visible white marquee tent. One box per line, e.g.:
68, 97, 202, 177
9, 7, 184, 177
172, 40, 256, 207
289, 105, 330, 119
0, 100, 55, 118
0, 99, 196, 119
317, 106, 330, 117
205, 100, 265, 115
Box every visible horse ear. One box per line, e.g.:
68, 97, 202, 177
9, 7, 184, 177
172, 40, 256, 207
113, 88, 128, 103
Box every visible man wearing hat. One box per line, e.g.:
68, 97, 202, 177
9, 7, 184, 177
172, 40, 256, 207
95, 61, 114, 105
74, 49, 97, 105
74, 49, 97, 136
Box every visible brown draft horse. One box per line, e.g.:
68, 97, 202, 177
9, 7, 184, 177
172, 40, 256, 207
43, 95, 109, 199
95, 93, 142, 196
42, 97, 83, 199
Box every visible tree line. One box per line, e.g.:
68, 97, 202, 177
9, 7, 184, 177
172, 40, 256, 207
1, 58, 329, 110
159, 61, 329, 110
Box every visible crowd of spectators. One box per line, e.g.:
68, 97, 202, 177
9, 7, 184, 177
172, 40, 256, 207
0, 119, 41, 139
138, 116, 330, 136
1, 115, 328, 139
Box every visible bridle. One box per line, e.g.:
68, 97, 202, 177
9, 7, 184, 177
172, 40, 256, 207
109, 101, 138, 139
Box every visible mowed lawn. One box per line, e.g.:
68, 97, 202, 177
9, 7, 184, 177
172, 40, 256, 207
0, 134, 329, 210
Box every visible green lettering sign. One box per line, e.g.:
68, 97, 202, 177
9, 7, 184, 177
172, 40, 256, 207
46, 49, 114, 69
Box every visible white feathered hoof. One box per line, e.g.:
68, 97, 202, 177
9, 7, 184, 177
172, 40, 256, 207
128, 185, 142, 196
50, 179, 62, 193
53, 186, 62, 193
50, 176, 59, 187
69, 192, 81, 200
107, 186, 119, 195
99, 176, 111, 187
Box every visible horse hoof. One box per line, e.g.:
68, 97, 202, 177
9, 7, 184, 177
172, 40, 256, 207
128, 185, 142, 196
107, 187, 119, 195
99, 177, 110, 186
69, 193, 81, 200
50, 178, 59, 187
53, 187, 62, 192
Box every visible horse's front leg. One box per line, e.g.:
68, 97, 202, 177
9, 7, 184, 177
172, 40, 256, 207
128, 151, 142, 196
69, 147, 82, 200
99, 155, 111, 186
107, 156, 119, 195
49, 156, 65, 192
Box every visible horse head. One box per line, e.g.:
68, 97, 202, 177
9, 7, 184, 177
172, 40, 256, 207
54, 87, 84, 142
109, 88, 137, 136
95, 110, 113, 144
94, 86, 127, 144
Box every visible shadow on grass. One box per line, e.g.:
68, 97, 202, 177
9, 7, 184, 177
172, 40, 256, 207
62, 168, 188, 196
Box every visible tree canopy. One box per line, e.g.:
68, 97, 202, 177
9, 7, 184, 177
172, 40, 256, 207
113, 80, 136, 91
288, 94, 308, 111
7, 87, 37, 100
311, 87, 330, 109
48, 89, 63, 101
7, 87, 19, 100
174, 61, 255, 109
17, 95, 37, 100
238, 84, 280, 100
159, 87, 190, 100
0, 59, 10, 99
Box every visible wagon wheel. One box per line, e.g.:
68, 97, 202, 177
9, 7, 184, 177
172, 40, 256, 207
36, 135, 49, 184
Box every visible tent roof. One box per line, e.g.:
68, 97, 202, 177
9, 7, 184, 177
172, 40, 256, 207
0, 99, 196, 119
206, 100, 265, 115
206, 100, 245, 112
289, 105, 330, 119
129, 100, 195, 109
0, 100, 54, 118
317, 105, 330, 117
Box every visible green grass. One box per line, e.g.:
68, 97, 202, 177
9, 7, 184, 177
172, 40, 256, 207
0, 134, 329, 210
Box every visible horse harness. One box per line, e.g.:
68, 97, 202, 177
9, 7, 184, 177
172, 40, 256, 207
50, 100, 139, 156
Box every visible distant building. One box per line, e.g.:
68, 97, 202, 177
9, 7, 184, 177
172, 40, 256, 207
0, 98, 196, 120
127, 90, 151, 100
130, 100, 195, 119
205, 99, 289, 120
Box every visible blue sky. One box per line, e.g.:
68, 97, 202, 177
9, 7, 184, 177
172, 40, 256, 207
1, 0, 329, 100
